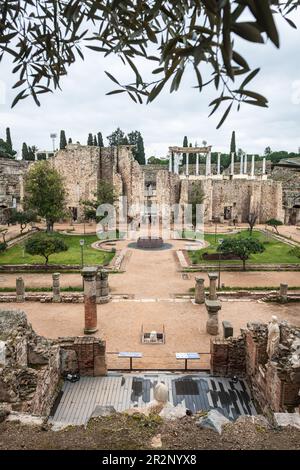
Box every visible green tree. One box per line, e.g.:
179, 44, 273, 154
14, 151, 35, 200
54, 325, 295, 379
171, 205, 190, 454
265, 218, 283, 235
230, 131, 236, 156
218, 236, 265, 271
68, 138, 72, 144
9, 209, 37, 234
264, 146, 272, 156
81, 180, 118, 222
190, 184, 205, 229
25, 234, 68, 265
97, 132, 104, 147
0, 139, 16, 159
182, 136, 188, 162
93, 135, 98, 146
87, 133, 93, 146
22, 142, 29, 160
6, 128, 12, 151
107, 128, 127, 147
60, 130, 67, 149
247, 211, 258, 235
128, 130, 146, 165
24, 161, 67, 233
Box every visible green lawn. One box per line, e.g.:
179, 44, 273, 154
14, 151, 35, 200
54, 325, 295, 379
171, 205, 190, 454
0, 233, 114, 266
189, 230, 300, 265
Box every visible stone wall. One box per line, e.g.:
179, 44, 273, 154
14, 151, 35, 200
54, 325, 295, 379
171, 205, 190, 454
211, 321, 300, 413
0, 309, 107, 417
0, 158, 29, 223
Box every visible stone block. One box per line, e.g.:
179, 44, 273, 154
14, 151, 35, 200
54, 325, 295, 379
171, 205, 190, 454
196, 410, 230, 434
222, 320, 233, 338
274, 412, 300, 430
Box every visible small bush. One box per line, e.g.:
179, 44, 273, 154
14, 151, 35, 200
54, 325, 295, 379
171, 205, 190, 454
0, 242, 7, 253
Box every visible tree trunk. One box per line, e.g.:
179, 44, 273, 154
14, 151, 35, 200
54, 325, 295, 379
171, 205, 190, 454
46, 220, 53, 233
242, 259, 246, 271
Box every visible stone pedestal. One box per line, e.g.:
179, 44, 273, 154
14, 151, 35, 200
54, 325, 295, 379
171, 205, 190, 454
81, 267, 98, 335
208, 272, 218, 300
205, 299, 222, 335
279, 283, 288, 303
195, 277, 205, 304
16, 277, 25, 303
52, 272, 61, 303
96, 269, 111, 304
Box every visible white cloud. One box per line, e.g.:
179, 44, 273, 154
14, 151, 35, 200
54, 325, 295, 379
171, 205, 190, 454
0, 13, 299, 158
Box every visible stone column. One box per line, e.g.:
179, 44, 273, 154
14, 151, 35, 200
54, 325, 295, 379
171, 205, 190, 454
174, 153, 179, 175
169, 154, 172, 172
196, 153, 199, 176
206, 151, 211, 176
231, 152, 234, 175
243, 154, 247, 175
251, 154, 255, 177
205, 299, 222, 335
240, 154, 243, 174
195, 277, 205, 304
217, 152, 221, 175
262, 156, 266, 175
279, 283, 288, 303
52, 273, 61, 303
208, 272, 218, 300
16, 277, 25, 303
96, 269, 111, 304
185, 153, 189, 176
82, 267, 98, 335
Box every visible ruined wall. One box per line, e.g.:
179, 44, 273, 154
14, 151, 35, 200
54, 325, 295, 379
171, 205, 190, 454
0, 310, 107, 417
180, 178, 284, 224
0, 309, 60, 416
0, 158, 29, 223
211, 321, 300, 413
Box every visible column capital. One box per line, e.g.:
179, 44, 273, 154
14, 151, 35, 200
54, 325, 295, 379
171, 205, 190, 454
195, 277, 205, 284
52, 272, 60, 279
81, 266, 98, 279
208, 272, 218, 281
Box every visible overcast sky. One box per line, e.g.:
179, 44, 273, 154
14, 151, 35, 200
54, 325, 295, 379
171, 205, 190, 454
0, 12, 299, 159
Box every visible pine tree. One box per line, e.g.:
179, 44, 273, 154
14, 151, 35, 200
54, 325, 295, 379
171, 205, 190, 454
59, 130, 67, 149
6, 127, 12, 151
87, 133, 93, 146
107, 128, 126, 146
97, 132, 104, 147
22, 143, 29, 160
93, 135, 97, 146
68, 138, 72, 144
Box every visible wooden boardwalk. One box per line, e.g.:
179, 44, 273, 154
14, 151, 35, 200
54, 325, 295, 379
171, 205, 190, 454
49, 373, 257, 426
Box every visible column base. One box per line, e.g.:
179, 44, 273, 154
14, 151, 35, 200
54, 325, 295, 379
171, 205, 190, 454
96, 295, 111, 304
84, 327, 98, 335
52, 296, 61, 303
206, 318, 219, 335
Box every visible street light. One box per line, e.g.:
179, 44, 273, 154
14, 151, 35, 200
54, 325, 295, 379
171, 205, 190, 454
80, 239, 85, 268
218, 238, 224, 290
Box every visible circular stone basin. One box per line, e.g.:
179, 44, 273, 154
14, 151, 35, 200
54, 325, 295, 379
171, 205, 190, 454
137, 236, 163, 249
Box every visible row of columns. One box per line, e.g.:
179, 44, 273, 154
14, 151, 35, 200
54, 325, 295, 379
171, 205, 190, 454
169, 152, 267, 177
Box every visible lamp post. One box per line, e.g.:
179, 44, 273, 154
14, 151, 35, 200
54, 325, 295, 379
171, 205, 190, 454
218, 238, 223, 290
80, 239, 85, 268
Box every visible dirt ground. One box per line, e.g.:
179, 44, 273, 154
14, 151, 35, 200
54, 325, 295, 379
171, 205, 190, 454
2, 300, 299, 369
0, 415, 300, 450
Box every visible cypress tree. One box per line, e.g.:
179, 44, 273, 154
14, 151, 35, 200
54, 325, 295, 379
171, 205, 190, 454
183, 136, 188, 162
93, 135, 97, 146
87, 133, 93, 146
59, 130, 67, 149
68, 137, 72, 144
6, 127, 12, 151
22, 142, 29, 160
230, 130, 236, 157
97, 132, 104, 147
